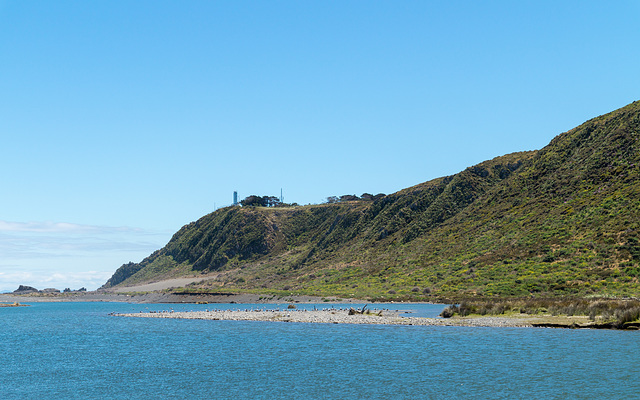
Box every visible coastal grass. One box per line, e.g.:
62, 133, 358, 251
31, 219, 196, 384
440, 297, 640, 328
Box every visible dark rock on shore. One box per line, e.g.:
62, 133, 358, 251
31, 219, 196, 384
14, 285, 38, 294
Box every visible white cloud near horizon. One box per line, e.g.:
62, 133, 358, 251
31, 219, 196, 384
0, 220, 171, 292
0, 220, 146, 234
0, 269, 113, 292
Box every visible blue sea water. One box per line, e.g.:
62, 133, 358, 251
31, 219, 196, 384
1, 302, 639, 399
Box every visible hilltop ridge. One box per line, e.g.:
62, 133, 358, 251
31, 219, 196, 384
103, 100, 640, 300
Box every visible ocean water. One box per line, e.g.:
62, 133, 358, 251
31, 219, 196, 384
1, 302, 638, 399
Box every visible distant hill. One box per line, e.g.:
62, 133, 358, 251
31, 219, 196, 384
102, 100, 640, 299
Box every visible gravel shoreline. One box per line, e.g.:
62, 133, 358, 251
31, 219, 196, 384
112, 309, 533, 328
0, 292, 363, 304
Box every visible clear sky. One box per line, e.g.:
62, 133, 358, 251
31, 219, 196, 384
1, 1, 639, 292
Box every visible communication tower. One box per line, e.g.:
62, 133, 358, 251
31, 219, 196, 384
233, 191, 238, 206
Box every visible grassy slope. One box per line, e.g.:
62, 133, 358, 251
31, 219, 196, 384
103, 100, 640, 300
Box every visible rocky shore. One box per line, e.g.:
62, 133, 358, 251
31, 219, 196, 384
0, 302, 28, 308
113, 308, 533, 328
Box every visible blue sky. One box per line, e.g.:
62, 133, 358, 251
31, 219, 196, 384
1, 1, 639, 292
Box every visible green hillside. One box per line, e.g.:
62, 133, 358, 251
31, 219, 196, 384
102, 100, 640, 300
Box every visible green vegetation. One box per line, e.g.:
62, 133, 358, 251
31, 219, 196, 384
239, 195, 298, 208
103, 100, 640, 301
439, 298, 640, 329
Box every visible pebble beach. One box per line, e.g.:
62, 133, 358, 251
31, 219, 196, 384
113, 308, 533, 328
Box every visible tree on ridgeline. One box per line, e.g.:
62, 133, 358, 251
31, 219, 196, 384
325, 193, 386, 203
339, 194, 359, 202
240, 195, 291, 208
240, 195, 268, 207
360, 193, 386, 201
326, 196, 339, 204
